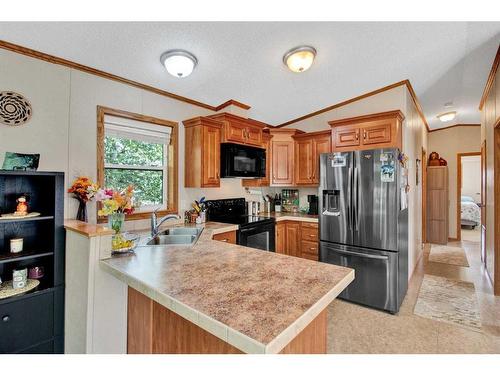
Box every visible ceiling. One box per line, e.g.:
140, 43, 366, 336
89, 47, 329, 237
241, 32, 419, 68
0, 22, 498, 129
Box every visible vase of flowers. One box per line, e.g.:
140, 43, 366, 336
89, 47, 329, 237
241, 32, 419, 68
68, 177, 99, 222
96, 186, 136, 234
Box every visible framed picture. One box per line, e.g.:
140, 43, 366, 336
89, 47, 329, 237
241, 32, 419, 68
2, 152, 40, 171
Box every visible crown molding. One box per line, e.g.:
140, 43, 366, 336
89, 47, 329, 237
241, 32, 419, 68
428, 123, 481, 133
479, 43, 500, 111
215, 99, 251, 111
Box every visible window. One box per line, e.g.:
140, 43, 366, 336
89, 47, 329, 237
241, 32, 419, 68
97, 107, 178, 221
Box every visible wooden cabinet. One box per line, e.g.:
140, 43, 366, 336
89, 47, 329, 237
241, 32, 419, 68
426, 166, 449, 244
285, 221, 301, 258
269, 129, 304, 186
242, 131, 273, 187
293, 130, 331, 185
213, 230, 237, 244
276, 221, 286, 254
275, 221, 318, 261
183, 117, 222, 188
208, 112, 265, 147
329, 110, 404, 151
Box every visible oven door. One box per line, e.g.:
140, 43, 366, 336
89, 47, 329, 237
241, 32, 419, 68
237, 222, 275, 252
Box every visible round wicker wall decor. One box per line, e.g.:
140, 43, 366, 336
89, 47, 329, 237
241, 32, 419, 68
0, 91, 32, 126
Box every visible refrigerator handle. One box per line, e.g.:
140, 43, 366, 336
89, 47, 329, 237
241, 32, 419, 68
347, 166, 352, 230
354, 166, 359, 231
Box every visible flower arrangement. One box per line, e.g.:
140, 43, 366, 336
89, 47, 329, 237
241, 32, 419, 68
96, 185, 136, 217
68, 177, 99, 202
68, 177, 99, 222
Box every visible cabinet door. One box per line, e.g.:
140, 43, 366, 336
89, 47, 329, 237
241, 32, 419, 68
312, 135, 331, 183
202, 125, 221, 187
225, 121, 247, 144
272, 141, 294, 185
260, 135, 272, 186
333, 126, 360, 149
285, 222, 301, 257
276, 222, 286, 254
361, 122, 391, 146
245, 125, 263, 146
295, 139, 314, 185
213, 231, 237, 244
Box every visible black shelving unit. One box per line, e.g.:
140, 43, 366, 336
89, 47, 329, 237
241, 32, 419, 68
0, 171, 64, 354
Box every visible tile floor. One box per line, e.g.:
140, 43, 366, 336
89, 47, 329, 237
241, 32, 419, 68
327, 237, 500, 353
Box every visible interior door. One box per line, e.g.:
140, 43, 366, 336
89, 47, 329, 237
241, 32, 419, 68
354, 148, 399, 251
481, 140, 487, 263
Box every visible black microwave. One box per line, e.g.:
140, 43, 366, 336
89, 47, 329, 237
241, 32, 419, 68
220, 143, 266, 178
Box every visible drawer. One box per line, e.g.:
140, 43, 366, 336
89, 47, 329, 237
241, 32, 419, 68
301, 240, 319, 256
212, 230, 237, 244
301, 252, 318, 261
0, 291, 54, 353
301, 222, 318, 229
302, 226, 318, 241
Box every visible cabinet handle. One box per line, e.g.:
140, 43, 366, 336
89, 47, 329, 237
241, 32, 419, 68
2, 315, 10, 322
355, 132, 359, 140
310, 247, 316, 250
363, 131, 366, 140
309, 234, 315, 237
221, 239, 228, 242
216, 172, 220, 179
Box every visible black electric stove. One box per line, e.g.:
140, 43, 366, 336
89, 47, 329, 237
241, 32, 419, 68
206, 198, 275, 251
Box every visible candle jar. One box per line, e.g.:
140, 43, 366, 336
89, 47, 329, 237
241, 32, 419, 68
10, 238, 23, 253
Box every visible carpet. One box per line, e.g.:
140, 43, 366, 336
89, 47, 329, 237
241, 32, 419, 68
429, 244, 469, 267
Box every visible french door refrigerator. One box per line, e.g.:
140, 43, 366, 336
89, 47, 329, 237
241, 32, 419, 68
319, 148, 408, 313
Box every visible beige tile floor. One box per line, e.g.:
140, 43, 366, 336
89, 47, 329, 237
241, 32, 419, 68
327, 237, 500, 353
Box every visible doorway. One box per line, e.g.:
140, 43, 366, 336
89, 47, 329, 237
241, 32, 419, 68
457, 152, 481, 243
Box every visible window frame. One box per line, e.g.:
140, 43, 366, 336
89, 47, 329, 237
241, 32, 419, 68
97, 106, 178, 222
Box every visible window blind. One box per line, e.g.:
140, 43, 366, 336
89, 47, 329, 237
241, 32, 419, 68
104, 115, 172, 145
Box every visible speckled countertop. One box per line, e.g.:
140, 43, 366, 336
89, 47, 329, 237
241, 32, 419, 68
100, 221, 353, 354
263, 212, 319, 223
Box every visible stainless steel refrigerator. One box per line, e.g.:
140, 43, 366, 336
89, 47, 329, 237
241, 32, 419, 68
319, 148, 408, 313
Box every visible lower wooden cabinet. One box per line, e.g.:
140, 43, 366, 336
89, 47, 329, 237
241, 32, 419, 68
275, 221, 318, 261
213, 230, 237, 244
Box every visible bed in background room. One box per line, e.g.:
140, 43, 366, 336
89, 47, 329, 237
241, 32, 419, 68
461, 195, 481, 229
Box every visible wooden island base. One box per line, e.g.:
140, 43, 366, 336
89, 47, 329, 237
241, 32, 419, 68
127, 287, 327, 354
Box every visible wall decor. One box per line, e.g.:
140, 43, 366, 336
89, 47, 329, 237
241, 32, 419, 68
0, 91, 32, 126
2, 151, 40, 170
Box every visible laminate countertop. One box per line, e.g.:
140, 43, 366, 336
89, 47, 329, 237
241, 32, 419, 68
100, 221, 353, 354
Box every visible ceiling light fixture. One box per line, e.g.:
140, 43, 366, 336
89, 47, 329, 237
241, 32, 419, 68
437, 111, 456, 123
283, 46, 317, 73
160, 49, 198, 78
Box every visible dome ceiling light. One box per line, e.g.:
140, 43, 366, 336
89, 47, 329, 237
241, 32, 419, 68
437, 111, 456, 122
160, 49, 198, 78
283, 46, 317, 73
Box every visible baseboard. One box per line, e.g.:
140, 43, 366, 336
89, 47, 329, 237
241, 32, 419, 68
448, 237, 459, 241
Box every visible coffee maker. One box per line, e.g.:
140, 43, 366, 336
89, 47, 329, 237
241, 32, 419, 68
307, 195, 319, 215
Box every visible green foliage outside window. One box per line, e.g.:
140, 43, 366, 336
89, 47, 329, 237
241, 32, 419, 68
104, 136, 165, 206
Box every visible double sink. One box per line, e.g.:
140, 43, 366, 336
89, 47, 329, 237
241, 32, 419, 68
146, 227, 203, 246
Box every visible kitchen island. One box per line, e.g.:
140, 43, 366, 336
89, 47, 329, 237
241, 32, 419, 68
99, 222, 354, 354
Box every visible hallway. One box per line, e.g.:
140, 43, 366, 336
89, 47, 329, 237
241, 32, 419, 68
327, 238, 500, 353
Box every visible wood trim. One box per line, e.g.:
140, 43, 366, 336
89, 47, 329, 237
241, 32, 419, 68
0, 39, 251, 114
494, 124, 500, 295
328, 109, 405, 127
275, 80, 429, 131
456, 152, 482, 242
96, 106, 179, 222
215, 99, 251, 111
428, 123, 481, 133
479, 43, 500, 110
291, 129, 331, 139
422, 147, 427, 243
208, 112, 268, 128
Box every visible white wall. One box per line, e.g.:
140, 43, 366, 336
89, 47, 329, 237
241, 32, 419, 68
461, 155, 481, 203
0, 49, 262, 227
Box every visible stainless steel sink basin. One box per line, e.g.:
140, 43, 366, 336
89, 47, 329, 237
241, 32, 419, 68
145, 227, 203, 246
165, 227, 200, 236
147, 234, 196, 245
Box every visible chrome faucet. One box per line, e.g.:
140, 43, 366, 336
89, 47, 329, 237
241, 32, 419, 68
151, 209, 181, 238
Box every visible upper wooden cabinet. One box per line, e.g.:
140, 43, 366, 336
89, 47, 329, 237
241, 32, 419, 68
268, 128, 304, 186
183, 117, 222, 188
207, 113, 265, 147
242, 131, 273, 187
329, 110, 404, 151
293, 130, 331, 185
